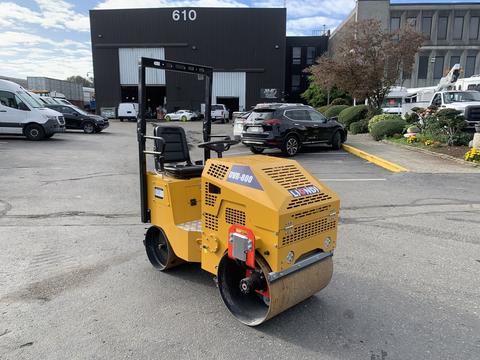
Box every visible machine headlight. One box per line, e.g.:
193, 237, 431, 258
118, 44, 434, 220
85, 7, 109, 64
45, 115, 57, 121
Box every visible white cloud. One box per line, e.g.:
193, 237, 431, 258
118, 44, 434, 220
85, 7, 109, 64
6, 55, 93, 80
0, 32, 92, 79
253, 0, 355, 18
0, 32, 89, 49
0, 0, 89, 32
287, 16, 341, 36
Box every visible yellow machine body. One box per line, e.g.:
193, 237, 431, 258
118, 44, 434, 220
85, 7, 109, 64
147, 174, 202, 262
200, 155, 339, 274
146, 154, 340, 325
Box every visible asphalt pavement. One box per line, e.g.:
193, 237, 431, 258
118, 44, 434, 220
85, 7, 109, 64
0, 121, 479, 360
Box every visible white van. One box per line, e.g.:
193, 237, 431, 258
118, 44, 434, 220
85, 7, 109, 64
118, 103, 138, 122
0, 80, 65, 140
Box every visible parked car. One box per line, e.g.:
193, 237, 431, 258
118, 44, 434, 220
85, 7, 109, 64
118, 103, 138, 122
46, 104, 109, 134
53, 97, 73, 106
211, 104, 229, 123
232, 111, 251, 140
32, 94, 57, 106
164, 109, 197, 122
241, 103, 347, 156
0, 80, 65, 140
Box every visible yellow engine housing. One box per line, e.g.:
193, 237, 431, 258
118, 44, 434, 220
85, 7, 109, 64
200, 155, 339, 275
146, 154, 339, 276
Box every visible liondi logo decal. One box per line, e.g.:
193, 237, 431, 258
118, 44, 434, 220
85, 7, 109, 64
288, 185, 321, 198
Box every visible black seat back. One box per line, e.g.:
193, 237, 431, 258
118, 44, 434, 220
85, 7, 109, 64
153, 126, 191, 164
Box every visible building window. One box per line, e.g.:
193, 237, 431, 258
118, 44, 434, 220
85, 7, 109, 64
465, 55, 476, 77
453, 16, 464, 40
306, 47, 316, 65
433, 56, 445, 79
291, 75, 300, 91
292, 47, 301, 65
450, 55, 461, 68
469, 17, 479, 40
437, 17, 448, 40
422, 17, 432, 39
407, 17, 417, 28
390, 17, 400, 32
418, 55, 429, 79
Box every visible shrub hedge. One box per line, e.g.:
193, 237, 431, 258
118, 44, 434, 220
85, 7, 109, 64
330, 98, 350, 106
370, 118, 407, 141
324, 105, 349, 118
317, 105, 331, 114
368, 114, 403, 132
349, 119, 369, 134
338, 105, 368, 129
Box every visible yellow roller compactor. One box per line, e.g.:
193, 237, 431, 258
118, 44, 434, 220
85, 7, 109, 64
137, 58, 340, 326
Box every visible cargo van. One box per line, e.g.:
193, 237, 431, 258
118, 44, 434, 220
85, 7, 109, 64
118, 102, 138, 122
0, 79, 65, 140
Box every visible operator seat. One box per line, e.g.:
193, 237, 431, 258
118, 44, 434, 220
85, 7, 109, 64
153, 125, 204, 179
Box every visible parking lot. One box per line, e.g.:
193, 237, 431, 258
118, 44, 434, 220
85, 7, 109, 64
1, 121, 479, 360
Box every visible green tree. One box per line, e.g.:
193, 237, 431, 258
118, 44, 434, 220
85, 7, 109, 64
307, 19, 424, 111
301, 78, 350, 107
66, 75, 93, 87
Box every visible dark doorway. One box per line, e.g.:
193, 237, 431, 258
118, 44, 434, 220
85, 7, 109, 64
121, 85, 166, 109
216, 97, 239, 119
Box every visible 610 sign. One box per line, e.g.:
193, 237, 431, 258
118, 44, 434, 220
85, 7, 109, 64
172, 9, 197, 21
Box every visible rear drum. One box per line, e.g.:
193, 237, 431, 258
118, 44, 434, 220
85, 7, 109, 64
144, 226, 180, 271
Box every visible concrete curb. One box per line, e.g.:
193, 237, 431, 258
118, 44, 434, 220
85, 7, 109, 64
342, 144, 409, 173
382, 140, 479, 168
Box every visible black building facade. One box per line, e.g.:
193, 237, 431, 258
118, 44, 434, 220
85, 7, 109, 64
285, 36, 329, 103
90, 7, 287, 114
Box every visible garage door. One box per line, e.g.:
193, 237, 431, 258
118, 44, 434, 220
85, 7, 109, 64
119, 48, 165, 86
212, 72, 246, 111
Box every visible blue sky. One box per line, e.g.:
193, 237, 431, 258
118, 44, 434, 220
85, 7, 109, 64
0, 0, 478, 80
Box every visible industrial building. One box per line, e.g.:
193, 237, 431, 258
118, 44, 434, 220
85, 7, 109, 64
0, 75, 86, 107
330, 0, 480, 88
27, 77, 84, 105
89, 7, 328, 115
286, 36, 329, 103
0, 75, 28, 88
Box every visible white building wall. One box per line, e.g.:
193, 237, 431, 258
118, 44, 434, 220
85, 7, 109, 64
212, 72, 246, 110
118, 48, 165, 86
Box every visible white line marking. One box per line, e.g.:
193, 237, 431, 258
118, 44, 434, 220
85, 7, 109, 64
320, 178, 387, 182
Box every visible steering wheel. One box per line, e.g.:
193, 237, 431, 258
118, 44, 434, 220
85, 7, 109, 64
198, 138, 240, 158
